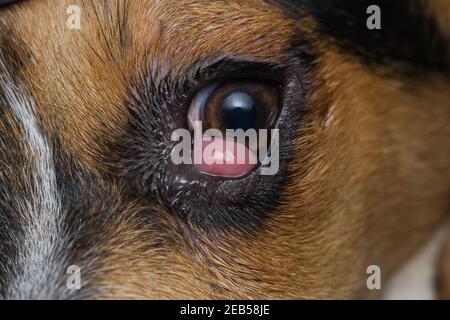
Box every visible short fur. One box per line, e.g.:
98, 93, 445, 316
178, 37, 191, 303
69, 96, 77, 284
0, 0, 449, 299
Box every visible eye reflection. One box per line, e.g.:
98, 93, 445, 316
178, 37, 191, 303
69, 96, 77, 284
222, 91, 257, 131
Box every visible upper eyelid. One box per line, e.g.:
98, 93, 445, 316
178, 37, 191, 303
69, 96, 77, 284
193, 58, 287, 83
131, 56, 288, 117
179, 58, 287, 107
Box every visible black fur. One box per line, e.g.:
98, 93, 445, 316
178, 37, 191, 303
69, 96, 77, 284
277, 0, 449, 74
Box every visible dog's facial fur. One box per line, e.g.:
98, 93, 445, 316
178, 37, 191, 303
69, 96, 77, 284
0, 0, 449, 299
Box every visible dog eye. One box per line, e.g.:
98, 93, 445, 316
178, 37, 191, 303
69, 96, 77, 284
187, 80, 279, 139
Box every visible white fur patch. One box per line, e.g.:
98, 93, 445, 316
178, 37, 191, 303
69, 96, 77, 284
0, 59, 62, 298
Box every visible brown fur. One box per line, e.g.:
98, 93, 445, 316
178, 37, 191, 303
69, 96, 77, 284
0, 0, 449, 299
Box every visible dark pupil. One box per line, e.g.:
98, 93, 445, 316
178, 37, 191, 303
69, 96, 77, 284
221, 91, 257, 131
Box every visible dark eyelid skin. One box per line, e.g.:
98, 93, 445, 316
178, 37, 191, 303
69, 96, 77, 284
195, 58, 287, 84
121, 52, 313, 231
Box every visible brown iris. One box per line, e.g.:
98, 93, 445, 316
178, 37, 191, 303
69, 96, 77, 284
202, 80, 279, 133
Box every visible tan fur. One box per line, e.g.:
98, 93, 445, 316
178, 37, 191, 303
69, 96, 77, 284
0, 0, 449, 299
